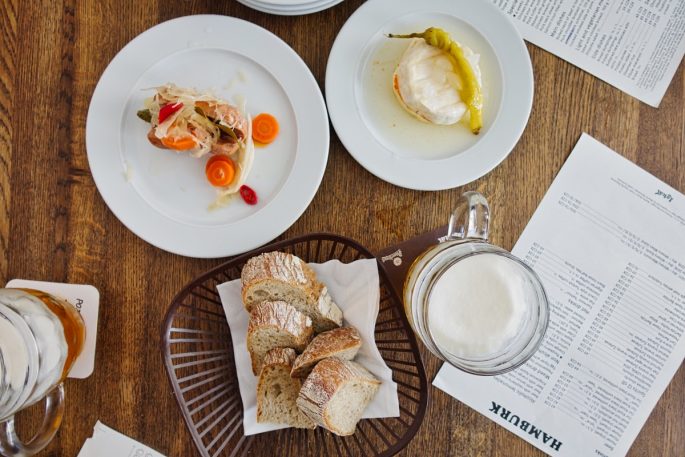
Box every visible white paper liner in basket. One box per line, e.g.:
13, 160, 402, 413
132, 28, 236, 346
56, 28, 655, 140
217, 259, 400, 436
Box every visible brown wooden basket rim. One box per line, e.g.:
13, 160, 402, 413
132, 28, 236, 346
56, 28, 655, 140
160, 232, 429, 457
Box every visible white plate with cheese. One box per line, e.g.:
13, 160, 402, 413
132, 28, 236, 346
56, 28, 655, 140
325, 0, 533, 190
86, 15, 329, 258
237, 0, 344, 16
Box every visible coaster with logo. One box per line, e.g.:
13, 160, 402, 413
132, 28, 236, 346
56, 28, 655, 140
5, 279, 99, 379
375, 226, 447, 296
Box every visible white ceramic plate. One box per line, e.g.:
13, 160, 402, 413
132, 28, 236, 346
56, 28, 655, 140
86, 15, 329, 258
244, 0, 333, 6
237, 0, 343, 16
244, 0, 324, 5
326, 0, 533, 190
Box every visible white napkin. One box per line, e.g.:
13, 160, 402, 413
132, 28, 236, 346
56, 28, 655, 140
77, 421, 165, 457
217, 258, 399, 436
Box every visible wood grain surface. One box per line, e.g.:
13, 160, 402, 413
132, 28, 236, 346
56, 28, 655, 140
0, 0, 683, 456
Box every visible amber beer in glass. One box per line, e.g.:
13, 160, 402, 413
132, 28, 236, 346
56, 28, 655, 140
0, 288, 85, 456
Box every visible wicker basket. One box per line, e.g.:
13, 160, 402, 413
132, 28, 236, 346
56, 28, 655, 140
161, 233, 428, 457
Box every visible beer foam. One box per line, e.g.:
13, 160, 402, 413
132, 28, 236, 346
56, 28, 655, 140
0, 315, 30, 391
25, 313, 65, 404
6, 293, 67, 405
427, 253, 529, 359
0, 290, 68, 408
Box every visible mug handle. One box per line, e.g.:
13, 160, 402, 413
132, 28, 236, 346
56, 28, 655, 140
446, 191, 490, 241
0, 384, 64, 457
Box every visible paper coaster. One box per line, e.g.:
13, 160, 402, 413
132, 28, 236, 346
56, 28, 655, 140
77, 421, 165, 457
5, 279, 99, 379
375, 226, 447, 296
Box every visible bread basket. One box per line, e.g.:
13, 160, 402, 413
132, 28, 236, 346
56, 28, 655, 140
160, 233, 428, 456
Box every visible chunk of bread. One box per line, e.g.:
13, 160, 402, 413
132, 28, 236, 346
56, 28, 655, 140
257, 348, 317, 429
247, 301, 313, 375
296, 358, 380, 436
241, 251, 343, 333
291, 327, 362, 378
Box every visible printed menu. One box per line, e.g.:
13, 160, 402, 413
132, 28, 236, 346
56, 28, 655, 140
433, 133, 685, 457
493, 0, 685, 107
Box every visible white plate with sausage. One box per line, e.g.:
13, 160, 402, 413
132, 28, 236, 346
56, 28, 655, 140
87, 15, 329, 258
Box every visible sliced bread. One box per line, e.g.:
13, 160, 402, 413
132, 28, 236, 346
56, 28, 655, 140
257, 348, 317, 429
247, 301, 313, 375
296, 358, 381, 436
291, 327, 362, 378
241, 251, 343, 333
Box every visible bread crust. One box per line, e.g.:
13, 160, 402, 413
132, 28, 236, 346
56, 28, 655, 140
240, 251, 343, 332
241, 252, 316, 305
262, 347, 298, 367
247, 301, 313, 375
296, 358, 380, 435
257, 348, 316, 429
291, 327, 362, 378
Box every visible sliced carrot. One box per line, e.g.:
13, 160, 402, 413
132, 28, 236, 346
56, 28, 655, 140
161, 135, 197, 151
205, 155, 236, 187
252, 113, 279, 144
206, 155, 233, 169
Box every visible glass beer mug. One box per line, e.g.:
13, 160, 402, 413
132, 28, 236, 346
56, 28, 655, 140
0, 288, 85, 456
403, 192, 549, 375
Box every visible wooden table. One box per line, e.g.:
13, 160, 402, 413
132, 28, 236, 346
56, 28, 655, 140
1, 1, 683, 456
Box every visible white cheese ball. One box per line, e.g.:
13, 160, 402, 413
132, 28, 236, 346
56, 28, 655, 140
393, 38, 481, 126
